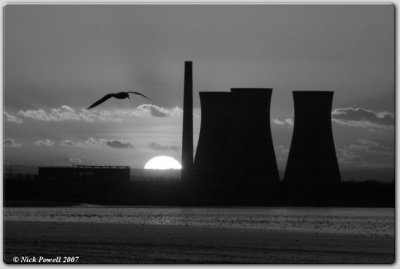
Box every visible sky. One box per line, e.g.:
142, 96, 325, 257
3, 4, 395, 181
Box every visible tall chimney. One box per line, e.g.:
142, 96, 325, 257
181, 61, 193, 180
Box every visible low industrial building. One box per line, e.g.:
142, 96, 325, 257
38, 165, 130, 187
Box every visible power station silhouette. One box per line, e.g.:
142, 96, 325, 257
193, 89, 280, 184
284, 91, 341, 185
181, 61, 341, 187
193, 92, 233, 182
181, 61, 194, 182
7, 61, 395, 207
229, 88, 280, 184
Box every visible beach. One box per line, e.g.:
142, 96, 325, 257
4, 220, 394, 264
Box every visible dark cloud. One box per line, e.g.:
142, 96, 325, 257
106, 139, 134, 149
85, 137, 102, 146
4, 138, 22, 148
60, 137, 133, 149
332, 108, 394, 128
148, 142, 179, 151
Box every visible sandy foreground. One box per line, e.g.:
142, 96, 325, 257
3, 220, 395, 264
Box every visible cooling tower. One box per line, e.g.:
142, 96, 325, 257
193, 92, 234, 181
284, 91, 341, 185
229, 88, 280, 183
181, 61, 193, 180
193, 89, 279, 184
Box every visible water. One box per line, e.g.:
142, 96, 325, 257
4, 206, 394, 236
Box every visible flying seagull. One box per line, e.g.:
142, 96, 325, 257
87, 91, 151, 109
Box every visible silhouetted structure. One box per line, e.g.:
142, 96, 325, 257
284, 91, 341, 185
4, 168, 395, 207
193, 92, 233, 181
229, 88, 280, 183
181, 61, 193, 181
193, 89, 279, 185
39, 165, 130, 186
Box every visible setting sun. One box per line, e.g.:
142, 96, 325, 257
144, 156, 182, 170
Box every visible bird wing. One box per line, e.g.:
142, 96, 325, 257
127, 91, 151, 101
87, 94, 115, 109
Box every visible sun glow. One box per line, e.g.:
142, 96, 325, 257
144, 156, 182, 170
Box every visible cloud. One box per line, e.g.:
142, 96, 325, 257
105, 139, 134, 149
136, 104, 183, 117
85, 137, 134, 149
336, 139, 394, 168
4, 112, 23, 123
18, 106, 75, 121
4, 138, 22, 148
60, 137, 133, 149
336, 147, 364, 165
272, 118, 293, 127
85, 137, 102, 147
277, 144, 289, 154
68, 155, 83, 164
348, 139, 393, 155
148, 142, 179, 151
285, 118, 294, 127
17, 105, 183, 123
34, 139, 55, 146
273, 108, 394, 129
332, 108, 394, 128
273, 119, 285, 126
18, 105, 108, 122
60, 139, 80, 147
275, 145, 289, 161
